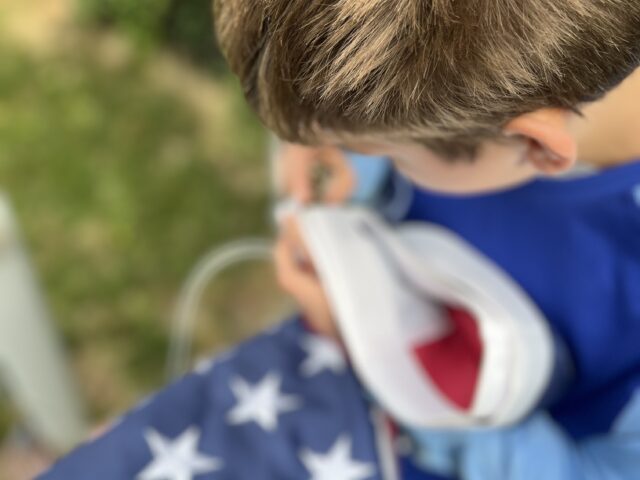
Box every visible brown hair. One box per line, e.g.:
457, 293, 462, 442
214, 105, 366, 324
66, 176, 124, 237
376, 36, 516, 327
214, 0, 640, 157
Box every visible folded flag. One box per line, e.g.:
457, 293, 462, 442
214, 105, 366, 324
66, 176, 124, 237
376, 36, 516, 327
38, 317, 421, 480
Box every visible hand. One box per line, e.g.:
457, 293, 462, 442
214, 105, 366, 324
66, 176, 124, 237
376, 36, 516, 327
279, 143, 355, 204
273, 216, 339, 340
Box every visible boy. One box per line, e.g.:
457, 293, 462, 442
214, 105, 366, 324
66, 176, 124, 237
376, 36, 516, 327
214, 0, 640, 478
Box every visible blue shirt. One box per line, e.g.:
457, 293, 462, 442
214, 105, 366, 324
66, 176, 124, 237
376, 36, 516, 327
398, 160, 640, 479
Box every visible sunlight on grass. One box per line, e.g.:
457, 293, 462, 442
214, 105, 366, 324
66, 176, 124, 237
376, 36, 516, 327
0, 40, 283, 425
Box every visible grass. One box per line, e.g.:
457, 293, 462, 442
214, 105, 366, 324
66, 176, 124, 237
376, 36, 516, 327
0, 38, 286, 430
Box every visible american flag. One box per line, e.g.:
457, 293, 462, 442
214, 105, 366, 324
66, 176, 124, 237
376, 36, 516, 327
37, 316, 443, 480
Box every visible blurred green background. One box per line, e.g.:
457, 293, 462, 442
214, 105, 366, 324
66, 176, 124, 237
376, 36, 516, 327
0, 0, 290, 451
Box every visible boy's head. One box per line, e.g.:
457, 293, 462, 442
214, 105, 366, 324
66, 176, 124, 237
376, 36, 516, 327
214, 0, 640, 192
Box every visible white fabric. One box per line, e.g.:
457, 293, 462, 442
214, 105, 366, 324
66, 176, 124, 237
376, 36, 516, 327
296, 206, 554, 429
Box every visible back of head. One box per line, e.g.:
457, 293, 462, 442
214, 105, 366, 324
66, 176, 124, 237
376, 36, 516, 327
214, 0, 640, 158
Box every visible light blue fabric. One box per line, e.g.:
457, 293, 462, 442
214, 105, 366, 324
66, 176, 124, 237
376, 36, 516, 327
405, 390, 640, 480
342, 150, 415, 222
341, 150, 391, 202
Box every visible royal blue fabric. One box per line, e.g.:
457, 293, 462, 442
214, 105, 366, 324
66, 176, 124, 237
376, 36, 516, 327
399, 160, 640, 479
403, 160, 640, 439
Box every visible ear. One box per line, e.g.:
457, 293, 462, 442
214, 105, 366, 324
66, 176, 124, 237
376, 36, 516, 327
503, 108, 578, 174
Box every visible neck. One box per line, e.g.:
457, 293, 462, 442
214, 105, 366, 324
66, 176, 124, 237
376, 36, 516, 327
571, 67, 640, 168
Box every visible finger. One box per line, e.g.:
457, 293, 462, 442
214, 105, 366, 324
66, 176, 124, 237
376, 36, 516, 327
273, 233, 338, 338
326, 173, 356, 204
282, 217, 316, 274
275, 221, 324, 305
317, 147, 355, 203
281, 144, 318, 203
273, 233, 324, 307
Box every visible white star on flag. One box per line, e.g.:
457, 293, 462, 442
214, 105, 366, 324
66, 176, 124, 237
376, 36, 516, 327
299, 335, 347, 377
300, 435, 376, 480
137, 427, 222, 480
227, 371, 301, 431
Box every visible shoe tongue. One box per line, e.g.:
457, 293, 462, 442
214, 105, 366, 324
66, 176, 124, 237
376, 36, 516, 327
412, 306, 482, 410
